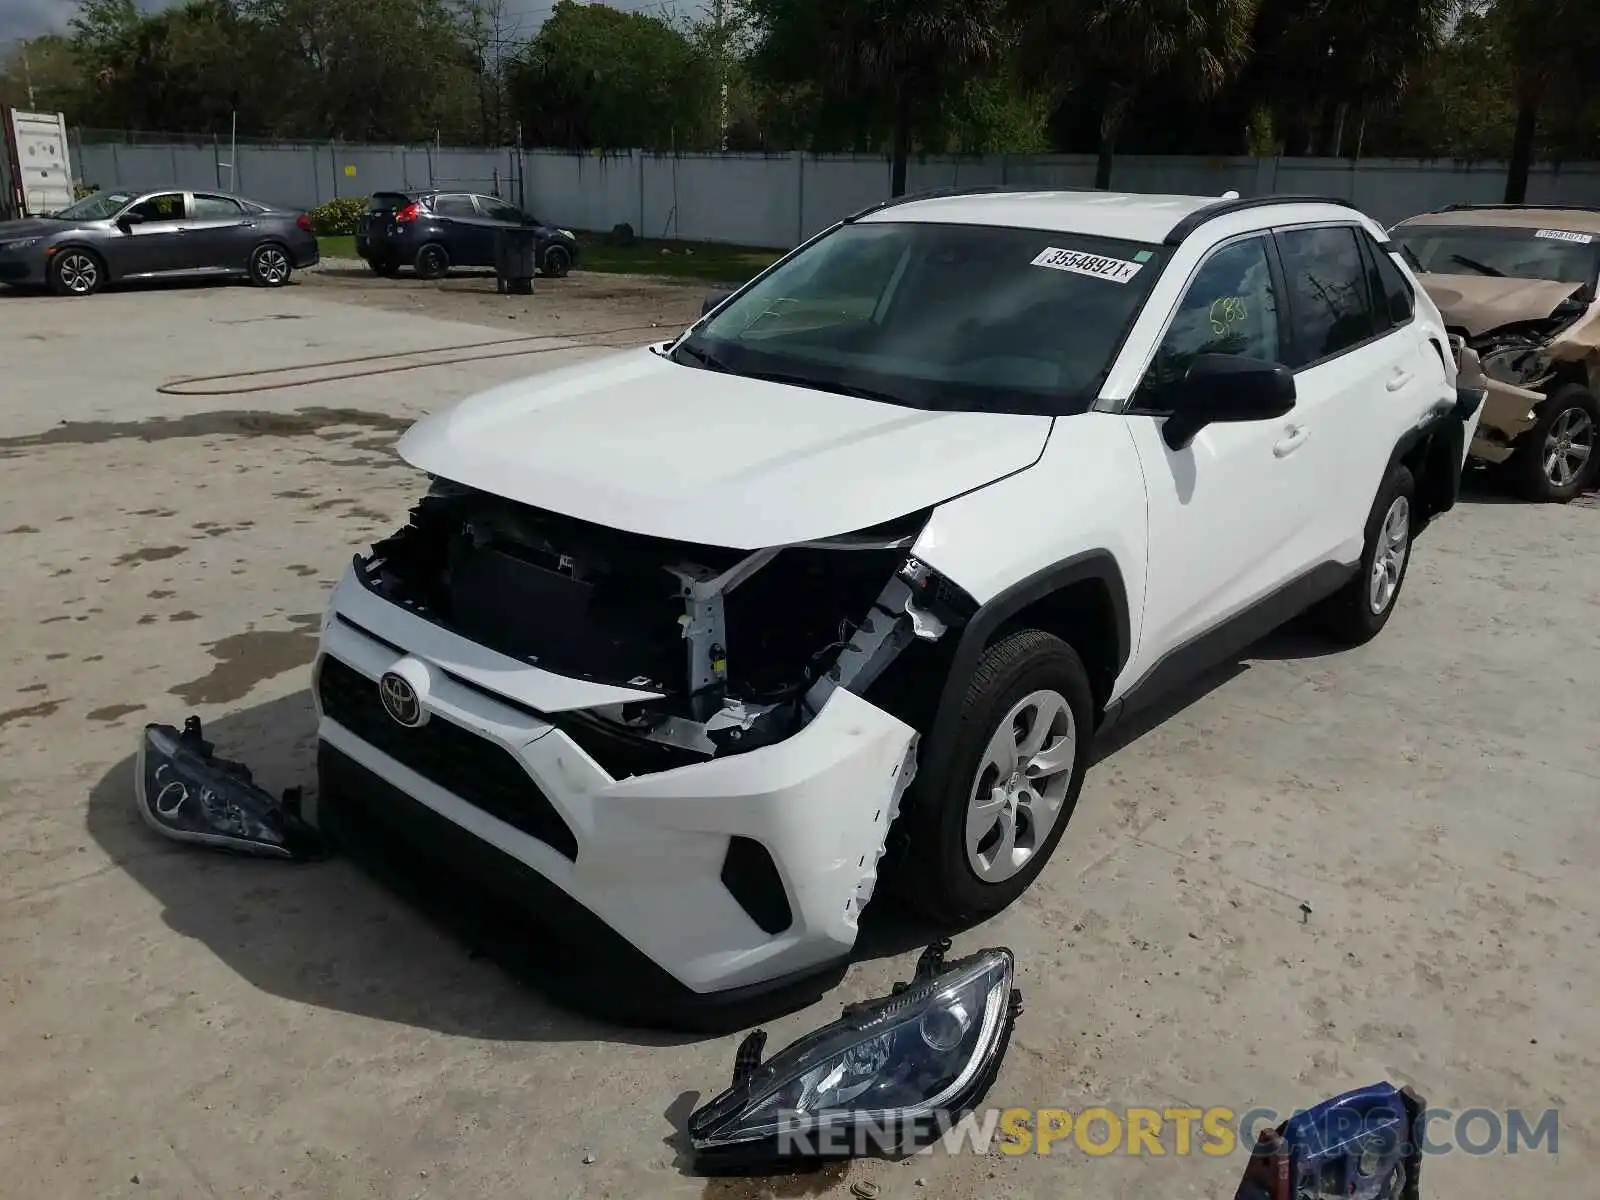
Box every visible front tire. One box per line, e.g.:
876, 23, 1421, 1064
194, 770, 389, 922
49, 249, 104, 297
898, 630, 1094, 925
542, 243, 573, 278
249, 243, 293, 287
1508, 384, 1598, 502
1316, 464, 1415, 647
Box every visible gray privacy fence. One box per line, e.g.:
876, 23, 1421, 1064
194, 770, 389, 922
73, 136, 1600, 248
74, 138, 526, 215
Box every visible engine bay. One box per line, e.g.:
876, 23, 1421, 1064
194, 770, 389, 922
357, 478, 966, 768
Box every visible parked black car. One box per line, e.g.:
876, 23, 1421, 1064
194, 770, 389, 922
0, 188, 319, 296
355, 191, 580, 280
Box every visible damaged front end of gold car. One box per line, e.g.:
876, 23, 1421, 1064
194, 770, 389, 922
1411, 239, 1600, 502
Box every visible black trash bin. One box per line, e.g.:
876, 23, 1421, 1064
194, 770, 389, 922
494, 226, 538, 295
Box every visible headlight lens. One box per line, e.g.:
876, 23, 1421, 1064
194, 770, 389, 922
135, 718, 326, 860
558, 228, 575, 239
1, 237, 41, 251
689, 943, 1019, 1167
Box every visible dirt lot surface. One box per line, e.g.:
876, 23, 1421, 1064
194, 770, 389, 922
2, 267, 1597, 1200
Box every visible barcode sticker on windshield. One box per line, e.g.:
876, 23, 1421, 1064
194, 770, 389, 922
1534, 228, 1594, 244
1031, 247, 1145, 283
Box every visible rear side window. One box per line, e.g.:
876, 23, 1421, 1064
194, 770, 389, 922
1276, 226, 1379, 367
1366, 236, 1415, 327
432, 195, 476, 219
474, 196, 524, 223
192, 194, 242, 218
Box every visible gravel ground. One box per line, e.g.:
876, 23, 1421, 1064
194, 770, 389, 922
1, 270, 1596, 1200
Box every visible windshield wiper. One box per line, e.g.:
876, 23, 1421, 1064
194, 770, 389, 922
740, 369, 909, 407
1449, 253, 1506, 278
673, 342, 730, 372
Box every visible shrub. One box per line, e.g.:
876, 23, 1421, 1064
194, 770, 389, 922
307, 197, 368, 236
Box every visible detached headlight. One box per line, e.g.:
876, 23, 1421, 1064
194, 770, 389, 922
688, 942, 1020, 1169
135, 716, 326, 860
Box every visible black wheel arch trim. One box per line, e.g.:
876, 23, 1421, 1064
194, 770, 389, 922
919, 549, 1130, 790
53, 243, 109, 280
1392, 399, 1475, 533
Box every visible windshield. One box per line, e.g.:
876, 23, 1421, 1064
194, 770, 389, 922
1391, 224, 1600, 285
49, 191, 134, 221
675, 221, 1168, 414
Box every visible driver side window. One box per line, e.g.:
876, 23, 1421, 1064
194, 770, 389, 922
1137, 235, 1281, 408
127, 193, 185, 222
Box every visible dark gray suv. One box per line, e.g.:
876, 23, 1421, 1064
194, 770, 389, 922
0, 188, 320, 296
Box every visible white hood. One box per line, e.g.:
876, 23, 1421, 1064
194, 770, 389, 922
397, 347, 1053, 549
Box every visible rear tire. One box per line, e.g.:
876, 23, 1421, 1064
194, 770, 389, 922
249, 243, 293, 287
542, 243, 572, 278
1316, 464, 1415, 647
896, 630, 1094, 925
49, 249, 104, 297
414, 243, 449, 280
1508, 384, 1599, 503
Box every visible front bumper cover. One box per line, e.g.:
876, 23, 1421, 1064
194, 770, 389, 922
314, 566, 920, 1029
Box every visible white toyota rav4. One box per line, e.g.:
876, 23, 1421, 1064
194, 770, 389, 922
313, 189, 1483, 1028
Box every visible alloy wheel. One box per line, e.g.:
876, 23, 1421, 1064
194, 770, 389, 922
965, 689, 1077, 884
1369, 495, 1411, 615
255, 247, 290, 285
58, 253, 99, 295
1543, 406, 1594, 490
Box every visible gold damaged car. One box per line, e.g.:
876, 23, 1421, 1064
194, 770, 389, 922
1391, 205, 1600, 502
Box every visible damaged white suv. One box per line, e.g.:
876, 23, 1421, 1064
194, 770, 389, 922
313, 188, 1482, 1028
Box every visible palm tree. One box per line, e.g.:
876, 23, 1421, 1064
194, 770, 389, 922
1015, 0, 1259, 189
741, 0, 1015, 196
1242, 0, 1454, 157
1490, 0, 1600, 202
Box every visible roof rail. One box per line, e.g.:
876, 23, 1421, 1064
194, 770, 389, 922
842, 182, 1093, 224
1438, 202, 1600, 214
1162, 194, 1365, 246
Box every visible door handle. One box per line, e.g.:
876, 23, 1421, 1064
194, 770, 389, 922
1386, 370, 1415, 392
1273, 425, 1309, 457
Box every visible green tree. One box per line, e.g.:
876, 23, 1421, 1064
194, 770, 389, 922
1237, 0, 1454, 157
1015, 0, 1259, 189
1357, 7, 1516, 159
0, 35, 80, 113
244, 0, 480, 141
68, 0, 257, 133
1491, 0, 1600, 200
739, 0, 1015, 196
506, 0, 718, 150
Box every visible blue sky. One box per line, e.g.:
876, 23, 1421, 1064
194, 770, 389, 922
1, 1, 693, 49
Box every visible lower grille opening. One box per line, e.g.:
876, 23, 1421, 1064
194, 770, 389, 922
720, 836, 793, 935
317, 655, 579, 861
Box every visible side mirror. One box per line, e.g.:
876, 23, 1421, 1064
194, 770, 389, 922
1161, 353, 1296, 451
701, 289, 734, 317
117, 212, 143, 231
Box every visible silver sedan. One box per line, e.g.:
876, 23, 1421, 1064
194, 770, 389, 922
0, 187, 320, 296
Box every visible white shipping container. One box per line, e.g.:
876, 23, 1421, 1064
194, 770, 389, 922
2, 108, 75, 218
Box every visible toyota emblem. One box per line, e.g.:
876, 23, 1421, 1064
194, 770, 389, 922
378, 671, 423, 727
